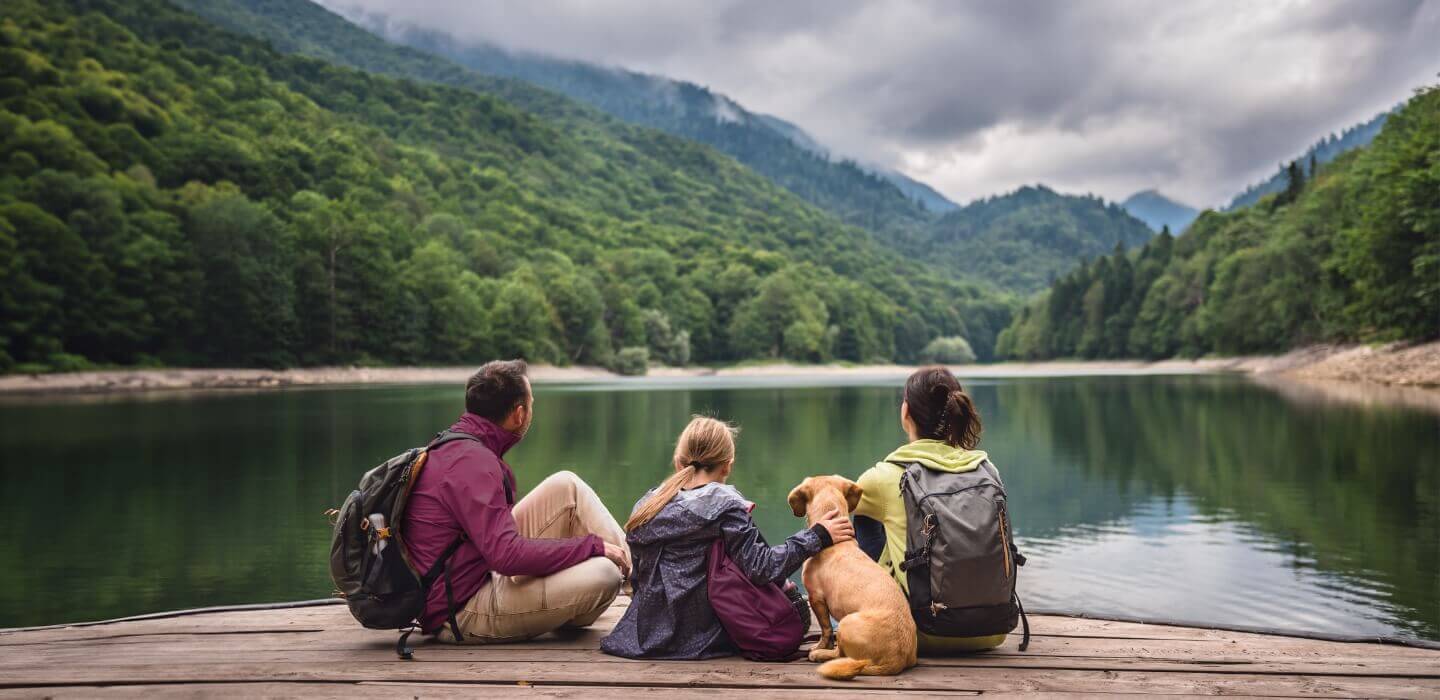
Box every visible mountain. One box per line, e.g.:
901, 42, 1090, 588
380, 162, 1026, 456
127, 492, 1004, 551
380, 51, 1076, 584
923, 186, 1155, 294
324, 4, 956, 231
175, 0, 1152, 300
750, 112, 958, 213
998, 87, 1438, 360
1225, 110, 1391, 210
881, 171, 960, 214
1121, 190, 1199, 233
0, 0, 1015, 373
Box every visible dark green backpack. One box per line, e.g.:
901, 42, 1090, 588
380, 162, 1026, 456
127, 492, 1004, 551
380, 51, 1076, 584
327, 431, 511, 658
897, 459, 1030, 651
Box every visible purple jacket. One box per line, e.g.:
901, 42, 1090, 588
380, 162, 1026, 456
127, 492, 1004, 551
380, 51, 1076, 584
404, 413, 603, 633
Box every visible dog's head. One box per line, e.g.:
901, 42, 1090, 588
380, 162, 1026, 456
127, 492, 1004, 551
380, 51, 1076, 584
787, 475, 863, 523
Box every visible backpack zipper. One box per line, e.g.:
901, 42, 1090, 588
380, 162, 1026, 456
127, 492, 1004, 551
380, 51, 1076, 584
998, 504, 1013, 579
910, 482, 1004, 507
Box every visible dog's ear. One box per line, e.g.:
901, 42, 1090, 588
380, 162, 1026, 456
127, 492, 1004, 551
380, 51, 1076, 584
843, 478, 863, 513
787, 481, 810, 518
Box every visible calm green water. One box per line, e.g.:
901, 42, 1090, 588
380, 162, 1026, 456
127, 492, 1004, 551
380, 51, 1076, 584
1, 375, 1437, 641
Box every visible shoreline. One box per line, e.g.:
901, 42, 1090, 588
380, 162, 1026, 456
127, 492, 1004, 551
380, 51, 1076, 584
1, 341, 1435, 399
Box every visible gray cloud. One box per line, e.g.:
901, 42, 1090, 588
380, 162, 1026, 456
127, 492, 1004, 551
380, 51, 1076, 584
322, 0, 1440, 207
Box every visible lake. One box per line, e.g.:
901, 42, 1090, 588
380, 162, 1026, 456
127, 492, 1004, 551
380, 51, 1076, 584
1, 374, 1436, 642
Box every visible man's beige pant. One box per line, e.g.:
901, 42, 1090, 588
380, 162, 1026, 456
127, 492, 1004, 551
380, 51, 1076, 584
439, 470, 628, 644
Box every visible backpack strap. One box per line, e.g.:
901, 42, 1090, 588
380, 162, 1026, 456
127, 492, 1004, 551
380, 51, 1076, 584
418, 535, 468, 642
1014, 591, 1031, 652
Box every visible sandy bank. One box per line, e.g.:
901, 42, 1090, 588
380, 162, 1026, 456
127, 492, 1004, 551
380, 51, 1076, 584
1, 341, 1435, 397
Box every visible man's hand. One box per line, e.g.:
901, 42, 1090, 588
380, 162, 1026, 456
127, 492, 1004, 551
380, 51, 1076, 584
815, 507, 854, 546
603, 542, 631, 579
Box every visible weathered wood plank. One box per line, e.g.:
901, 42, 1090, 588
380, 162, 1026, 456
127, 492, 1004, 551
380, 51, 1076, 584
6, 640, 1437, 679
3, 601, 1438, 698
0, 683, 979, 699
8, 602, 1429, 653
23, 632, 1434, 670
1, 665, 1436, 698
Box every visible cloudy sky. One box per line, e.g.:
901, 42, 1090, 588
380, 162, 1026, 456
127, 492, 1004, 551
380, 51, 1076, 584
327, 0, 1439, 207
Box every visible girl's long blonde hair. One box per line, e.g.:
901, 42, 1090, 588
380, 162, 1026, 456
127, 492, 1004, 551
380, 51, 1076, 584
624, 415, 738, 532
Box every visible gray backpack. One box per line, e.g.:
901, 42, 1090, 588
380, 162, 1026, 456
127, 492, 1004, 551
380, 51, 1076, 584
897, 459, 1029, 650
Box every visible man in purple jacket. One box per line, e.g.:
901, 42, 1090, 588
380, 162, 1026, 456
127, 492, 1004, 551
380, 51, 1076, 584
404, 359, 631, 643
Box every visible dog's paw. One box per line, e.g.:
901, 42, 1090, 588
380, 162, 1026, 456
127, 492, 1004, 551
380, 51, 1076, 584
808, 647, 840, 663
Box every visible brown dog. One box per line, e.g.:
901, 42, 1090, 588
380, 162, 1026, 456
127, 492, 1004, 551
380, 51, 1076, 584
788, 475, 917, 679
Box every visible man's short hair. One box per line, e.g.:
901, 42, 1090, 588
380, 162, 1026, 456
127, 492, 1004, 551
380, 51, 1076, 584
465, 360, 530, 422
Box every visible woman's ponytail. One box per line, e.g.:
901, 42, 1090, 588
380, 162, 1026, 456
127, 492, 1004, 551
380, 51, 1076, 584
904, 366, 982, 449
945, 389, 981, 450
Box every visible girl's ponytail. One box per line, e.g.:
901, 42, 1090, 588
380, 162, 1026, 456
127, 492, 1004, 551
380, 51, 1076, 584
624, 416, 738, 532
625, 465, 696, 532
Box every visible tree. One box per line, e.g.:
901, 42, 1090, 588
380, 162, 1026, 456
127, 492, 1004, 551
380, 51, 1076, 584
918, 336, 977, 364
728, 273, 829, 360
1276, 160, 1306, 207
185, 192, 298, 367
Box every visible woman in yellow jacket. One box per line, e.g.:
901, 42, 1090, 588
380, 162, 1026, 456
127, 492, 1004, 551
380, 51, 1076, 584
852, 366, 1008, 653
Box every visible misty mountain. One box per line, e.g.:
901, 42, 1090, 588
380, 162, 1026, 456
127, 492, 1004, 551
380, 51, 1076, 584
1225, 109, 1391, 210
329, 5, 957, 230
173, 0, 1159, 298
1120, 190, 1199, 233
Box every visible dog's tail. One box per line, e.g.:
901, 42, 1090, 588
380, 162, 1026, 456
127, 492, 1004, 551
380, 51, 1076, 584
817, 656, 871, 680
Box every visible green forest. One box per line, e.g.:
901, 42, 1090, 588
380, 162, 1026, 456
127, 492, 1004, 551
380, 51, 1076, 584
174, 0, 946, 237
3, 0, 1432, 375
0, 0, 1016, 373
996, 86, 1439, 360
923, 185, 1155, 294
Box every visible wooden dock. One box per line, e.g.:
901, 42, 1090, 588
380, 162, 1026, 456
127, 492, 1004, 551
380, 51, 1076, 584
2, 597, 1437, 697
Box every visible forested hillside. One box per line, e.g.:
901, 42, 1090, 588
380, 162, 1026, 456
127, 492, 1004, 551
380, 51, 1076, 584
180, 0, 942, 241
0, 0, 1014, 373
996, 87, 1438, 360
1226, 110, 1390, 211
923, 186, 1155, 294
161, 0, 1153, 295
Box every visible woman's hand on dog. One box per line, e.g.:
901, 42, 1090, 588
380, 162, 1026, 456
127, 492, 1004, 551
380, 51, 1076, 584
816, 507, 855, 545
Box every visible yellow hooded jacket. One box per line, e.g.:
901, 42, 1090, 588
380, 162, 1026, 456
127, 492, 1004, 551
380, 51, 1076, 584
854, 439, 1007, 652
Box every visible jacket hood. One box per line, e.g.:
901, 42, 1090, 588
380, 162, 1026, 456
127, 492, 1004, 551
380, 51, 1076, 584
884, 439, 987, 472
625, 483, 750, 547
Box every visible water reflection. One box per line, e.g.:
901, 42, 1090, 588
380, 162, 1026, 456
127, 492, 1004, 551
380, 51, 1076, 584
0, 375, 1434, 641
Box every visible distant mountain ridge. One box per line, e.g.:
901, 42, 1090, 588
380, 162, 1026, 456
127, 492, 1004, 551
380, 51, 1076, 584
328, 5, 960, 229
1121, 190, 1198, 233
923, 185, 1155, 294
175, 0, 1164, 300
750, 112, 958, 213
1225, 109, 1391, 210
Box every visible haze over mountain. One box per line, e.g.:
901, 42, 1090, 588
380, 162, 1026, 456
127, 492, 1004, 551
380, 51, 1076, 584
333, 6, 960, 219
1000, 86, 1438, 360
1120, 190, 1199, 234
319, 0, 1440, 207
1225, 110, 1392, 211
172, 0, 1157, 298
